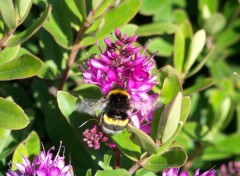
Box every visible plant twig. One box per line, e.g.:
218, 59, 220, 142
128, 156, 149, 175
0, 30, 14, 51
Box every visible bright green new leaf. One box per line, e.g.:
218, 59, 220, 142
199, 0, 218, 19
126, 124, 157, 154
0, 45, 20, 65
12, 131, 40, 170
173, 29, 185, 73
142, 148, 187, 172
157, 96, 191, 154
111, 129, 141, 161
160, 75, 183, 105
157, 92, 182, 143
7, 5, 52, 47
184, 29, 206, 73
136, 22, 176, 37
0, 0, 16, 30
95, 169, 131, 176
183, 78, 214, 96
15, 0, 33, 25
0, 97, 29, 129
0, 127, 11, 154
0, 54, 43, 81
80, 0, 140, 47
57, 91, 78, 120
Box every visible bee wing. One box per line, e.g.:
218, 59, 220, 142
76, 98, 107, 116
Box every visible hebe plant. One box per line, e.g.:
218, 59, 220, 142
0, 0, 240, 175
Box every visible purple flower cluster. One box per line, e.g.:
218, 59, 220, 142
162, 168, 216, 176
82, 28, 158, 133
7, 143, 73, 176
83, 125, 115, 150
220, 161, 240, 176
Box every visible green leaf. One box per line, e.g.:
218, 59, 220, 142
173, 29, 185, 73
140, 0, 169, 16
148, 37, 173, 57
12, 131, 40, 170
136, 22, 176, 37
215, 133, 240, 154
142, 148, 187, 172
199, 0, 218, 19
173, 9, 188, 24
0, 127, 11, 154
204, 13, 226, 35
65, 0, 86, 25
126, 124, 157, 154
135, 169, 157, 176
159, 75, 183, 105
0, 54, 43, 81
57, 91, 78, 120
0, 0, 16, 30
111, 129, 141, 161
184, 29, 206, 73
183, 78, 214, 96
157, 96, 191, 154
0, 45, 20, 65
0, 97, 29, 129
157, 92, 182, 143
43, 2, 73, 49
95, 169, 130, 176
80, 0, 140, 47
85, 17, 105, 35
86, 169, 92, 176
92, 0, 113, 19
15, 0, 33, 25
98, 153, 113, 170
7, 5, 52, 47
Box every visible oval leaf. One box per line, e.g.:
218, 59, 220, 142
15, 0, 33, 25
0, 45, 20, 65
0, 97, 29, 129
7, 5, 52, 47
136, 22, 176, 37
0, 0, 16, 30
157, 92, 182, 143
95, 169, 130, 176
111, 129, 141, 161
184, 29, 206, 72
0, 54, 43, 80
143, 148, 187, 172
126, 124, 157, 154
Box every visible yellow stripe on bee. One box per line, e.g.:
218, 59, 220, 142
103, 114, 129, 127
108, 89, 130, 98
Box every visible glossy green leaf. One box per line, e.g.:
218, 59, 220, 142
0, 54, 43, 81
0, 0, 16, 30
157, 65, 179, 88
15, 0, 33, 25
136, 22, 176, 37
184, 29, 206, 73
157, 92, 182, 143
148, 37, 173, 57
157, 96, 191, 154
0, 45, 20, 65
92, 0, 113, 19
126, 124, 157, 154
142, 148, 187, 172
57, 91, 78, 120
98, 153, 113, 170
12, 131, 40, 170
173, 29, 185, 73
7, 5, 52, 47
0, 97, 29, 129
80, 0, 140, 47
160, 75, 182, 105
95, 169, 130, 176
111, 129, 141, 161
183, 78, 214, 96
43, 1, 73, 49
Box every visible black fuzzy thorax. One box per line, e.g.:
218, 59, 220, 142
104, 92, 130, 120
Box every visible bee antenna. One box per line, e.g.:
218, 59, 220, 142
78, 119, 97, 128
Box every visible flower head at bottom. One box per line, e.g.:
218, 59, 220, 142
6, 142, 74, 176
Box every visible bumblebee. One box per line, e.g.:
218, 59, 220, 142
76, 87, 131, 135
